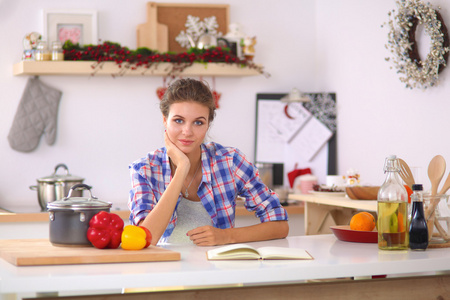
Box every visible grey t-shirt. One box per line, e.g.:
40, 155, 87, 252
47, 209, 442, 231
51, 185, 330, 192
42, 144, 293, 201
165, 197, 212, 244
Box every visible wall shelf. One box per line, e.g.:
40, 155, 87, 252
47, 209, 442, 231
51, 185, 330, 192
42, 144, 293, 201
13, 61, 262, 77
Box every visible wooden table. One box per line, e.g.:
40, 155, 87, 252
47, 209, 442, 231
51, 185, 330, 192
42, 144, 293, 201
288, 193, 377, 235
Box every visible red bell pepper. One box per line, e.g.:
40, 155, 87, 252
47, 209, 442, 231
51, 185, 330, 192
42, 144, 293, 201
87, 211, 124, 249
139, 226, 152, 248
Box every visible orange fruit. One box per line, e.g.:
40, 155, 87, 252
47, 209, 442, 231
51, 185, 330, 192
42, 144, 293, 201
397, 212, 405, 232
350, 212, 376, 231
404, 185, 413, 204
360, 211, 375, 220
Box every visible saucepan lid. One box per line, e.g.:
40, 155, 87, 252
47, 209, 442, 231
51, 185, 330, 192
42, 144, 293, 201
37, 163, 84, 183
47, 184, 111, 211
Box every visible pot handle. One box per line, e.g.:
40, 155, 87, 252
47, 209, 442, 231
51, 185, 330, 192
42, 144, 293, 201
53, 163, 70, 176
66, 183, 96, 199
29, 185, 38, 191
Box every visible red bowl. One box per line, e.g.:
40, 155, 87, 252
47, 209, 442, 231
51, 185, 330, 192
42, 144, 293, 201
330, 225, 377, 243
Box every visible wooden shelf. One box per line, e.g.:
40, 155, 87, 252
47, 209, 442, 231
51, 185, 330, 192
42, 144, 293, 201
13, 61, 261, 77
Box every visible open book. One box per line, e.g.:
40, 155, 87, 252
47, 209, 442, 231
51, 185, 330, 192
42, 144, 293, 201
206, 244, 313, 260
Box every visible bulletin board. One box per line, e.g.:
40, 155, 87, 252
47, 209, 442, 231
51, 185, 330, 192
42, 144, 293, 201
156, 3, 230, 53
254, 93, 337, 182
137, 3, 230, 53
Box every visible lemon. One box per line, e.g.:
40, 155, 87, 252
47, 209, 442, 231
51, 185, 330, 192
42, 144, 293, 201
378, 202, 399, 233
380, 202, 399, 216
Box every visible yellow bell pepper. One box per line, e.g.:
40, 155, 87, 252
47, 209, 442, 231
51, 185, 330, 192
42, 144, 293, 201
121, 225, 148, 250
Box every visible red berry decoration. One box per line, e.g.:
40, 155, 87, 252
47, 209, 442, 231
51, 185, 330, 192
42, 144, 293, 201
156, 87, 167, 101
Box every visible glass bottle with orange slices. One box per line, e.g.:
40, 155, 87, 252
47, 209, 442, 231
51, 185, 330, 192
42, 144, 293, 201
377, 155, 409, 250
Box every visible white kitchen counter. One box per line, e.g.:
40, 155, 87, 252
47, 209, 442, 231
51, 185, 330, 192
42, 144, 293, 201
1, 222, 450, 299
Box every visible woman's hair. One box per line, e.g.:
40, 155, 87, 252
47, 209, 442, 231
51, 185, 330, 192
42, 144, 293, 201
160, 78, 216, 123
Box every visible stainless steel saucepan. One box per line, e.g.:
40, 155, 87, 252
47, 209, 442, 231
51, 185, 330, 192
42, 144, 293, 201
30, 163, 85, 211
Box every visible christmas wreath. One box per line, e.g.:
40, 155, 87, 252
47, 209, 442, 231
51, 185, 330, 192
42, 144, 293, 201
384, 0, 449, 89
62, 40, 266, 77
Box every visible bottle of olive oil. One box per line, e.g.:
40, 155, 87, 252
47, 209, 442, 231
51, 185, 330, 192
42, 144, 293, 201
377, 155, 408, 250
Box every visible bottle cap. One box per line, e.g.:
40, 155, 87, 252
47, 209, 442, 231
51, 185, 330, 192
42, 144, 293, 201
412, 184, 423, 191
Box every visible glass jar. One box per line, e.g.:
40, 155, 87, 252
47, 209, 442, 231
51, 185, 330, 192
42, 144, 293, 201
423, 194, 449, 243
377, 155, 409, 250
35, 41, 51, 61
51, 41, 64, 61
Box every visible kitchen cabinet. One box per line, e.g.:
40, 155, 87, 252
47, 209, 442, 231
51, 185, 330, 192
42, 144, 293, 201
13, 61, 262, 77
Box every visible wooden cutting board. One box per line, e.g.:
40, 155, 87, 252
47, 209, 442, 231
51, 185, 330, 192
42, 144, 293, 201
0, 239, 180, 266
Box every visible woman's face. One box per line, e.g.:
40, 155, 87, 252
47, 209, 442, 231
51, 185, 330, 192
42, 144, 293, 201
163, 101, 210, 154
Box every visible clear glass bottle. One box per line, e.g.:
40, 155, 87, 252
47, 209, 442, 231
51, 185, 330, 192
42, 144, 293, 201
409, 184, 428, 250
377, 155, 409, 250
51, 41, 64, 61
35, 41, 51, 61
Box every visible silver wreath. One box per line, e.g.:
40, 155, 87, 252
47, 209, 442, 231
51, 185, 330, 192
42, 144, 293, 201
384, 0, 449, 89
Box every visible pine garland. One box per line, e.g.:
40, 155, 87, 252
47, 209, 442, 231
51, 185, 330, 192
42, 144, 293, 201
62, 40, 266, 77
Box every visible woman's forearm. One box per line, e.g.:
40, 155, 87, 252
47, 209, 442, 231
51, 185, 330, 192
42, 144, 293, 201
226, 220, 289, 244
140, 165, 189, 245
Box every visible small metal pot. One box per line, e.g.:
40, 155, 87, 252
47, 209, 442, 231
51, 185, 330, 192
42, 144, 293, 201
47, 184, 112, 247
30, 163, 85, 211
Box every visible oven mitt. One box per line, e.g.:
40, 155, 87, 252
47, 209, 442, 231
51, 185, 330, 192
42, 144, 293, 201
7, 77, 62, 152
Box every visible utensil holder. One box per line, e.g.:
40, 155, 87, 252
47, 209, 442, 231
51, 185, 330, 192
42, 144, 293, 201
424, 195, 450, 244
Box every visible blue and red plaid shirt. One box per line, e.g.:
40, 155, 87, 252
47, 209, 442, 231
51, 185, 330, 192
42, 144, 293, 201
128, 142, 288, 244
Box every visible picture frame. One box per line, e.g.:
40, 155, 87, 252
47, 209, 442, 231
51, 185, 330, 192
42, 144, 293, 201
43, 9, 98, 46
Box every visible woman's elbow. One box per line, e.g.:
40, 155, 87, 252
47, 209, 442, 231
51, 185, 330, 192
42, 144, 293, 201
276, 220, 289, 238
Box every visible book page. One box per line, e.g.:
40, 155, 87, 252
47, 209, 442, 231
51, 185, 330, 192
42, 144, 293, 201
207, 244, 261, 260
207, 244, 314, 260
257, 247, 313, 260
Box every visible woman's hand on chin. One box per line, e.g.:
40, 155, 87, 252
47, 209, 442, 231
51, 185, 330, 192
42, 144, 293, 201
165, 131, 190, 173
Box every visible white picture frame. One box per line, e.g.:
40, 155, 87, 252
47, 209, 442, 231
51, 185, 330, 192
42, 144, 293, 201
43, 9, 98, 46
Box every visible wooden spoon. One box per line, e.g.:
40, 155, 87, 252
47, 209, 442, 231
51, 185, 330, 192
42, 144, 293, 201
398, 158, 415, 189
438, 172, 450, 195
425, 155, 446, 220
434, 219, 450, 241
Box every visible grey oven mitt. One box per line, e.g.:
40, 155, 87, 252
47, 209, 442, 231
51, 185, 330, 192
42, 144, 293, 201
7, 77, 62, 152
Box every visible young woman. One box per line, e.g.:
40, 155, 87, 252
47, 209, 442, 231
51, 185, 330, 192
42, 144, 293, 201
128, 78, 288, 246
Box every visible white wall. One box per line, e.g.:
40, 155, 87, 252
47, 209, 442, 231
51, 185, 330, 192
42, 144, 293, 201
0, 0, 316, 208
316, 0, 450, 190
2, 0, 450, 209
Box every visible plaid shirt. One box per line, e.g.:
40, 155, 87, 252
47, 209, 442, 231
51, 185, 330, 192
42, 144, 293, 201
128, 142, 288, 244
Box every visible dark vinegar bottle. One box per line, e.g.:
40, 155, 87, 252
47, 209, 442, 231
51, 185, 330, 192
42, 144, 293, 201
409, 184, 428, 250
